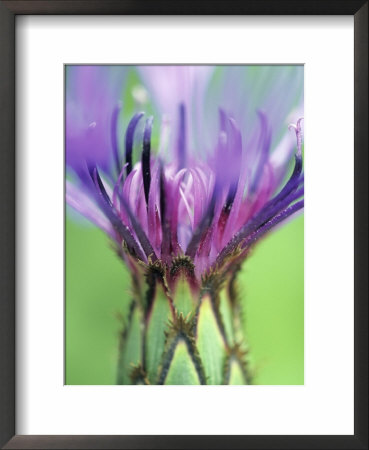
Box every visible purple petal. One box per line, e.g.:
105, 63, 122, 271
142, 116, 153, 206
125, 112, 145, 176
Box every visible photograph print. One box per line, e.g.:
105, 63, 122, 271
65, 65, 304, 385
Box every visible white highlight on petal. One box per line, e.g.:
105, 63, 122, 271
288, 117, 304, 157
179, 186, 194, 230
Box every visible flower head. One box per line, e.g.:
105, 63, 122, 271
66, 66, 304, 285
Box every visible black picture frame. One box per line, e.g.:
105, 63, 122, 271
0, 1, 367, 449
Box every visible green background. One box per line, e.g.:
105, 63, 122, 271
65, 214, 304, 385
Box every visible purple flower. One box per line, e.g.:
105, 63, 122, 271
66, 66, 304, 286
66, 65, 125, 173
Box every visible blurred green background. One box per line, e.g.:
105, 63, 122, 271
65, 214, 303, 385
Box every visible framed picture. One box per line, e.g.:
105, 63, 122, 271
1, 1, 367, 449
65, 62, 305, 388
